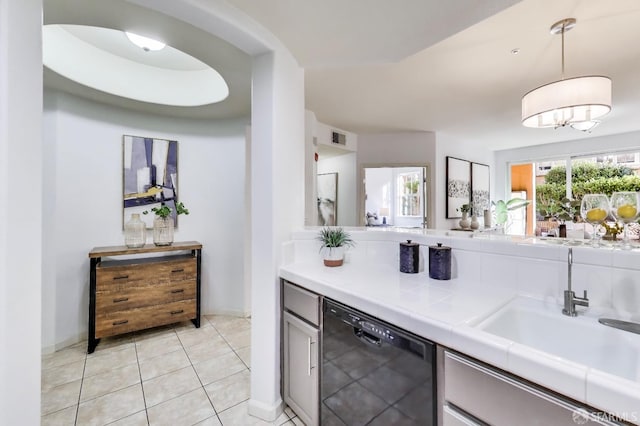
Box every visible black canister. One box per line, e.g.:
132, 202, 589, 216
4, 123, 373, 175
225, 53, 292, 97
399, 240, 420, 273
429, 243, 451, 280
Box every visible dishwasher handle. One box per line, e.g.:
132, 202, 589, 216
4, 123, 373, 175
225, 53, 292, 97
354, 328, 382, 347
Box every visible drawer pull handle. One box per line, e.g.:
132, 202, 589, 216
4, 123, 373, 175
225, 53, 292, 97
170, 310, 184, 315
113, 275, 129, 280
112, 320, 129, 326
171, 289, 184, 294
113, 297, 129, 303
171, 268, 184, 273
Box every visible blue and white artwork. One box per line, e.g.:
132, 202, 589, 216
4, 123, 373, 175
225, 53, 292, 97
123, 135, 178, 228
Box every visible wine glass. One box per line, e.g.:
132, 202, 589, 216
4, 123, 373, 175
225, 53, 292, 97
610, 191, 639, 249
580, 194, 610, 247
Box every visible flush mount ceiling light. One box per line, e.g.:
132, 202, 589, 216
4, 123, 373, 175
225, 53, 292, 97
125, 32, 166, 52
521, 18, 612, 131
43, 24, 229, 107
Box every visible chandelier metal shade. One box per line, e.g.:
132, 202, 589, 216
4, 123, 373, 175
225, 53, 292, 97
521, 18, 612, 130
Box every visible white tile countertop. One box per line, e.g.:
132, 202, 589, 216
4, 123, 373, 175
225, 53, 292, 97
279, 228, 640, 424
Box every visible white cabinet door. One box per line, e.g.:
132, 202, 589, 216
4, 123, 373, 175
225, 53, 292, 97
283, 311, 319, 426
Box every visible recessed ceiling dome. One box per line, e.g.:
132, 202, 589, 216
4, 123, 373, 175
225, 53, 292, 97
42, 24, 229, 107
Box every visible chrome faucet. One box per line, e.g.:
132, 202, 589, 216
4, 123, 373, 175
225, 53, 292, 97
562, 248, 589, 316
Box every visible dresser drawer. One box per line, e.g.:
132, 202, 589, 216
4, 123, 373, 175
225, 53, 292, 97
95, 299, 196, 338
96, 256, 196, 291
96, 280, 196, 313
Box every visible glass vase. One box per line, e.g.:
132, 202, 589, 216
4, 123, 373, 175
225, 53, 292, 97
124, 213, 146, 248
153, 216, 174, 246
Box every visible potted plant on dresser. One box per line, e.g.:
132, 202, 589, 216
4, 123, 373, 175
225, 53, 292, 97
143, 201, 189, 246
317, 227, 355, 267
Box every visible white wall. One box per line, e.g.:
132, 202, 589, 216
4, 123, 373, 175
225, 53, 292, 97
357, 132, 436, 226
249, 51, 305, 420
0, 0, 42, 424
41, 90, 250, 351
494, 130, 640, 202
435, 133, 494, 230
364, 168, 392, 218
317, 152, 358, 226
304, 110, 318, 225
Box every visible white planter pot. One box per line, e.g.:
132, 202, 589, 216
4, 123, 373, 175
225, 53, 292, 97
323, 246, 345, 267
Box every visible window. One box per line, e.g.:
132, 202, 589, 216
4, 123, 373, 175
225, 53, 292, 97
396, 172, 421, 216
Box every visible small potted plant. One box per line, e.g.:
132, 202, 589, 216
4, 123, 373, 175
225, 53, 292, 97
457, 203, 471, 229
317, 227, 355, 267
492, 198, 530, 233
537, 197, 580, 237
143, 201, 189, 246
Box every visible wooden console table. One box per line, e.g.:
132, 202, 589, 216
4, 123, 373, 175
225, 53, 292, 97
87, 241, 202, 354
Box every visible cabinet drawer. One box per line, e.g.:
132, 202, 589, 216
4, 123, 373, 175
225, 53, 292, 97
96, 257, 196, 291
96, 280, 196, 313
444, 351, 612, 426
283, 281, 320, 326
95, 299, 196, 338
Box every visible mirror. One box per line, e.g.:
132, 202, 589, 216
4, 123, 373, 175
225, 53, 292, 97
362, 165, 429, 228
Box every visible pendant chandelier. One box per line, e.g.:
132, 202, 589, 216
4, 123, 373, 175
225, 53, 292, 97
521, 18, 611, 131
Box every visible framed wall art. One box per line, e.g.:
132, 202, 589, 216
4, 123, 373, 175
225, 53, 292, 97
471, 162, 490, 216
317, 172, 338, 226
446, 156, 471, 218
123, 135, 179, 228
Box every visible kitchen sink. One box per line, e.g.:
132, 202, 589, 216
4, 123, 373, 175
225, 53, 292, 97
475, 297, 640, 381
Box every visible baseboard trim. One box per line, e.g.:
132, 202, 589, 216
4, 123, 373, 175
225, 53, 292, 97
42, 332, 86, 355
248, 398, 283, 422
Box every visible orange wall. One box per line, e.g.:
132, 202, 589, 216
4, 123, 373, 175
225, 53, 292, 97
511, 164, 534, 235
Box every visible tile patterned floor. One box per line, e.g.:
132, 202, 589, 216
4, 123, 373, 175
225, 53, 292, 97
41, 315, 305, 426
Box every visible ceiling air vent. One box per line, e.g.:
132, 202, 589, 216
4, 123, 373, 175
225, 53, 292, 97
331, 131, 346, 146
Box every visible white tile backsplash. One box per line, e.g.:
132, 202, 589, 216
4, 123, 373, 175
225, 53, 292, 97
571, 264, 613, 308
515, 257, 563, 300
286, 229, 640, 314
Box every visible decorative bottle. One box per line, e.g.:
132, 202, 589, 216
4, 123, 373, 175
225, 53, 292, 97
124, 213, 146, 248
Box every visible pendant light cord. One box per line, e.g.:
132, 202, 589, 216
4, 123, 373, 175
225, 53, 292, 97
561, 21, 566, 80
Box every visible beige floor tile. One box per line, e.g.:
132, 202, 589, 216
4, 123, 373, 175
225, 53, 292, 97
206, 314, 247, 328
135, 333, 183, 362
139, 348, 190, 381
204, 370, 250, 412
184, 335, 234, 365
193, 351, 247, 386
193, 415, 222, 426
174, 318, 211, 333
143, 366, 201, 407
108, 409, 149, 425
42, 359, 85, 390
223, 329, 251, 351
134, 325, 176, 342
177, 325, 220, 349
41, 405, 77, 426
236, 346, 251, 368
80, 363, 140, 402
212, 317, 251, 336
290, 416, 305, 425
76, 384, 145, 426
274, 411, 292, 425
84, 345, 138, 378
41, 379, 82, 415
42, 345, 86, 370
216, 401, 274, 426
283, 406, 295, 418
147, 388, 215, 426
92, 334, 136, 355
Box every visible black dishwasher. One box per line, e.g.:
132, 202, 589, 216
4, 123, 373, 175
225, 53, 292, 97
322, 298, 436, 426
